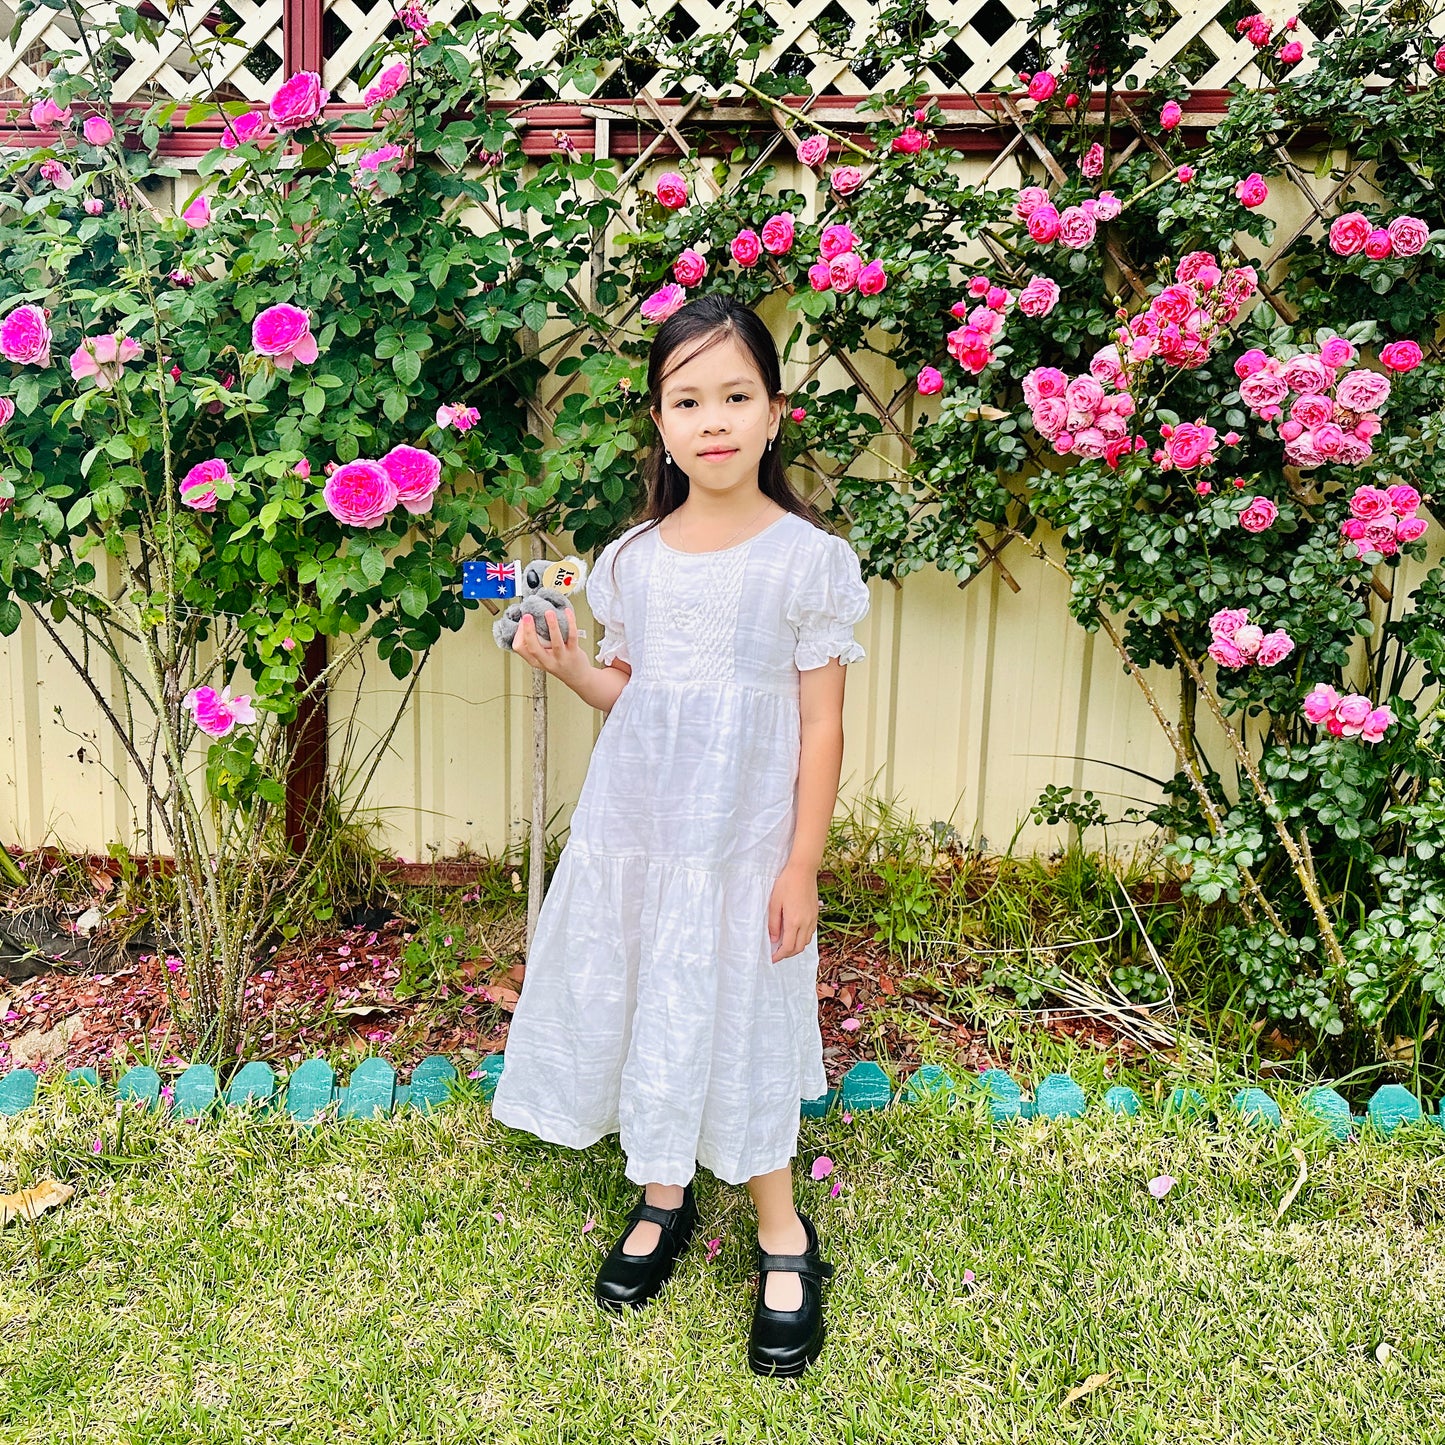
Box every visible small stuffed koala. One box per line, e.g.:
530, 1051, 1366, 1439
493, 554, 590, 650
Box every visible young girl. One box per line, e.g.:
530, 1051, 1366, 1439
490, 293, 871, 1378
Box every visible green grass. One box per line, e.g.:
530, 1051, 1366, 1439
3, 1030, 1444, 1444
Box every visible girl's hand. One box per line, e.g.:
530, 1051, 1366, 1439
509, 604, 590, 687
767, 861, 821, 963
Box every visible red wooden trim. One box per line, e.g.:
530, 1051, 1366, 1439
283, 0, 326, 77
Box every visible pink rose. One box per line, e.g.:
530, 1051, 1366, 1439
1290, 393, 1334, 429
1360, 706, 1394, 743
1023, 366, 1069, 402
1319, 337, 1356, 369
269, 70, 329, 130
830, 165, 865, 197
1379, 340, 1422, 372
1209, 637, 1247, 669
323, 460, 397, 528
1335, 369, 1390, 413
1152, 284, 1195, 323
1093, 191, 1121, 222
1057, 206, 1097, 249
1239, 497, 1278, 532
39, 159, 73, 190
1027, 71, 1057, 102
807, 262, 832, 292
1017, 276, 1060, 318
220, 111, 272, 149
183, 684, 257, 739
917, 366, 944, 395
83, 197, 104, 215
1314, 421, 1346, 456
436, 403, 480, 431
1072, 427, 1109, 460
70, 333, 143, 390
829, 251, 862, 293
381, 443, 442, 515
1278, 40, 1303, 63
0, 398, 13, 427
760, 213, 795, 255
1386, 483, 1420, 516
180, 458, 228, 511
1234, 348, 1270, 379
1176, 165, 1196, 184
1164, 421, 1217, 469
1396, 516, 1429, 544
1026, 204, 1061, 244
1014, 186, 1050, 220
362, 61, 409, 106
1256, 629, 1294, 667
891, 127, 927, 154
673, 248, 708, 286
1302, 683, 1340, 724
1080, 142, 1104, 179
1363, 228, 1393, 259
1210, 607, 1251, 638
640, 282, 686, 324
353, 143, 411, 189
251, 303, 319, 370
182, 194, 211, 228
790, 406, 806, 422
1065, 376, 1105, 413
1328, 212, 1370, 256
82, 115, 114, 145
654, 171, 687, 209
1234, 173, 1268, 208
1386, 215, 1429, 257
731, 229, 761, 267
1436, 43, 1445, 73
29, 98, 71, 129
1160, 100, 1182, 130
1280, 354, 1330, 394
856, 260, 887, 296
819, 223, 858, 261
1279, 419, 1304, 442
1236, 369, 1294, 410
1336, 694, 1373, 734
1348, 484, 1393, 521
1031, 398, 1068, 436
796, 135, 829, 168
986, 285, 1009, 310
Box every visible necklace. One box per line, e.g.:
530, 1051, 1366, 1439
672, 498, 777, 554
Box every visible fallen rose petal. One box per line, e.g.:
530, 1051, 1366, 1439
1147, 1173, 1177, 1199
810, 1155, 834, 1180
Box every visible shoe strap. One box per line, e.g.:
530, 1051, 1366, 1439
757, 1249, 834, 1282
626, 1199, 688, 1230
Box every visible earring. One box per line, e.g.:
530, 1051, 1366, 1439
665, 449, 673, 465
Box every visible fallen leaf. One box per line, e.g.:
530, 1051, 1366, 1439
877, 974, 896, 996
1, 1178, 74, 1228
1060, 1372, 1114, 1409
815, 983, 837, 1000
1275, 1146, 1308, 1221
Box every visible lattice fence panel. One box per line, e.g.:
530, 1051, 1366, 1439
0, 0, 284, 104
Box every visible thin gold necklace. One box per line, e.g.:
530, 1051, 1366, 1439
674, 496, 777, 554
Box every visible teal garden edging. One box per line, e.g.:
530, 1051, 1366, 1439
0, 1055, 1439, 1141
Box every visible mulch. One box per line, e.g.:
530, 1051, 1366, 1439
0, 912, 1017, 1087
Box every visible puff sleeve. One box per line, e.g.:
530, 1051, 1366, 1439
584, 540, 630, 667
787, 532, 872, 671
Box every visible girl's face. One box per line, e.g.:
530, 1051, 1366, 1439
650, 333, 784, 499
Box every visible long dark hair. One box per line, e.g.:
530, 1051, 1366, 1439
607, 294, 828, 585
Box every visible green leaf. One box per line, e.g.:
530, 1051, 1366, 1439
393, 349, 422, 385
0, 599, 19, 636
522, 299, 548, 334
64, 495, 93, 528
398, 583, 429, 618
302, 385, 326, 415
15, 376, 39, 416
359, 547, 386, 585
388, 646, 414, 679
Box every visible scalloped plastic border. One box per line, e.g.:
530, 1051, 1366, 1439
0, 1056, 1439, 1140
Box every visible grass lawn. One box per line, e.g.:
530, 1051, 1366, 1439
2, 1021, 1444, 1444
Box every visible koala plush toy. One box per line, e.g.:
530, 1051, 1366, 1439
492, 555, 590, 651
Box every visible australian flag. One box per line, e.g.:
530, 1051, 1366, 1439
462, 558, 518, 599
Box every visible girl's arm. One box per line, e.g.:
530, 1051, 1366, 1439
510, 605, 631, 716
768, 658, 847, 962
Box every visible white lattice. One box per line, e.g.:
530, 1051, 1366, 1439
0, 0, 282, 104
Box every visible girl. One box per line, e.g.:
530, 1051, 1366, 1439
490, 293, 871, 1378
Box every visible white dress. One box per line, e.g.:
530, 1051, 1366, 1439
489, 510, 872, 1187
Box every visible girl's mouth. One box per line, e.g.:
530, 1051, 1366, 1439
698, 448, 737, 459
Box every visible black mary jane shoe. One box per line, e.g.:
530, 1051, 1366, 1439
593, 1182, 700, 1312
747, 1209, 835, 1377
